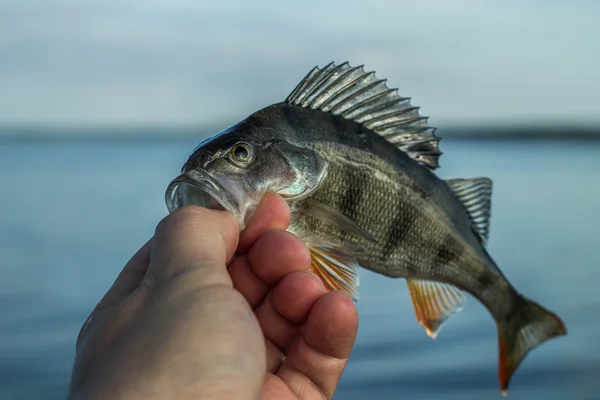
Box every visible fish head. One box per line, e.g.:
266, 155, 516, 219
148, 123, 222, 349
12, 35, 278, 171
165, 118, 328, 228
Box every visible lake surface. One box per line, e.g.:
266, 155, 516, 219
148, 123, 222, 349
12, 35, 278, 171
0, 139, 598, 399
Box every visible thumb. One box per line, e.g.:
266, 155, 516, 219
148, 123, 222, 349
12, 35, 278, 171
147, 205, 240, 288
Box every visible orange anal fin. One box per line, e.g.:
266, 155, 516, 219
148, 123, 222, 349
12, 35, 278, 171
407, 279, 466, 339
309, 246, 360, 302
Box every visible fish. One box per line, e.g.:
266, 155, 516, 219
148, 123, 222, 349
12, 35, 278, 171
165, 62, 567, 395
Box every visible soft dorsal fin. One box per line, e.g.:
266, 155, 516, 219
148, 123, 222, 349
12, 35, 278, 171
445, 178, 493, 244
285, 62, 442, 170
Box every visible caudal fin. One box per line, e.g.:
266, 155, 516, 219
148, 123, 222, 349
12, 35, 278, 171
497, 297, 567, 396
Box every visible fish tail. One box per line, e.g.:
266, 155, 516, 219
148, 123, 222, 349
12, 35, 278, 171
496, 296, 567, 396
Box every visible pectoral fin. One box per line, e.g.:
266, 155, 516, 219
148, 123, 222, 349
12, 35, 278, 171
308, 245, 360, 302
407, 279, 466, 339
303, 197, 375, 242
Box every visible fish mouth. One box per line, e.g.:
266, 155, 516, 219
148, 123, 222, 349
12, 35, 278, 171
165, 171, 237, 215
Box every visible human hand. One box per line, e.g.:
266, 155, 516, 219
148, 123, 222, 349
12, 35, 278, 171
69, 193, 359, 400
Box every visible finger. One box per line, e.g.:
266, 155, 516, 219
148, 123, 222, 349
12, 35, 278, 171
260, 374, 297, 399
237, 192, 290, 254
147, 205, 239, 288
248, 230, 311, 286
265, 340, 284, 374
276, 292, 359, 399
254, 272, 326, 370
227, 254, 270, 307
229, 229, 310, 308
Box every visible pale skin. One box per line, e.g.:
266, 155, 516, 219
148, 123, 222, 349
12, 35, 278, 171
68, 193, 359, 400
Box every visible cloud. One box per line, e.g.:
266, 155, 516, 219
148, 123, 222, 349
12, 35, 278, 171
0, 0, 599, 128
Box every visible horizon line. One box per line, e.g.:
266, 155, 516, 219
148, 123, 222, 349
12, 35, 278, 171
1, 123, 600, 142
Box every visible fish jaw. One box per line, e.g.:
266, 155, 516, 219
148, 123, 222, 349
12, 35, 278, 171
165, 170, 247, 228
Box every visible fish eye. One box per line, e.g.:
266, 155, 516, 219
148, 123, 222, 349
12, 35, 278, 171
229, 142, 253, 164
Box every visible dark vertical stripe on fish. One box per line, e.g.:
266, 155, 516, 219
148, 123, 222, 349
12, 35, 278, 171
331, 114, 351, 144
433, 234, 462, 267
382, 203, 417, 258
476, 266, 499, 290
338, 168, 363, 225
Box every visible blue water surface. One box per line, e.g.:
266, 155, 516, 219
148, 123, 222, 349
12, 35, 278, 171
0, 139, 598, 399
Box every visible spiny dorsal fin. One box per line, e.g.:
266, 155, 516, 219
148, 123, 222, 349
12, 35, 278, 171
446, 178, 493, 244
285, 62, 442, 170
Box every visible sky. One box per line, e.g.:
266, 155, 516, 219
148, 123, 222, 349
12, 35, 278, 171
0, 0, 599, 129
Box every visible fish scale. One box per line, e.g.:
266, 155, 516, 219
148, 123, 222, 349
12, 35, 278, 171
165, 61, 567, 395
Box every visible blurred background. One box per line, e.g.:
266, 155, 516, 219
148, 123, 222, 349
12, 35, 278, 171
1, 1, 598, 399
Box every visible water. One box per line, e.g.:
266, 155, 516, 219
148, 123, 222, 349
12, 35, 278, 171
0, 139, 598, 399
